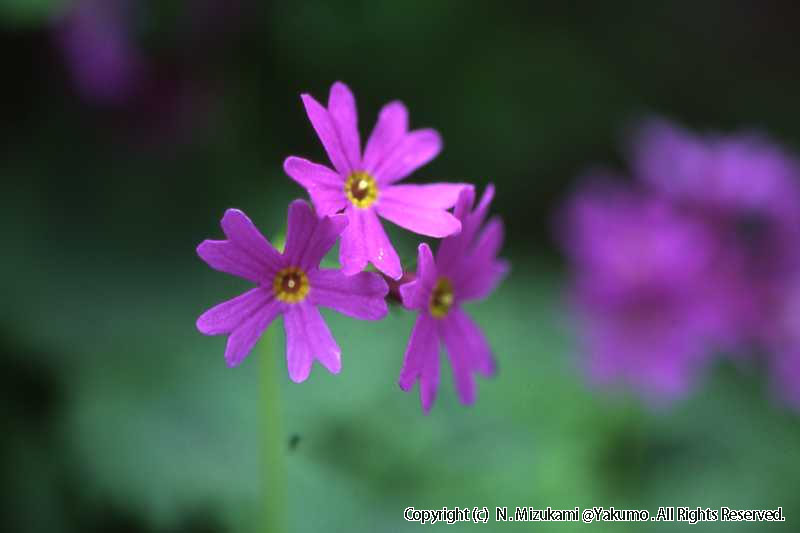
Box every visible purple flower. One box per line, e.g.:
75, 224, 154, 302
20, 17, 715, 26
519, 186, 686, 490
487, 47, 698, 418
196, 201, 389, 381
632, 119, 800, 345
54, 0, 145, 106
284, 82, 465, 280
560, 181, 720, 400
634, 119, 800, 219
398, 186, 507, 413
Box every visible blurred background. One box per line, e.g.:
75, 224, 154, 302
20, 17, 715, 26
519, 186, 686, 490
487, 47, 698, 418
2, 0, 800, 531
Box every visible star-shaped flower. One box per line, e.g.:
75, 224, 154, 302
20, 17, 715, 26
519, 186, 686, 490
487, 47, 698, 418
284, 81, 465, 279
398, 185, 508, 412
196, 201, 388, 381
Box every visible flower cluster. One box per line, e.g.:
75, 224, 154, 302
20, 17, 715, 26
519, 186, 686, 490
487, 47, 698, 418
561, 118, 800, 407
197, 82, 507, 412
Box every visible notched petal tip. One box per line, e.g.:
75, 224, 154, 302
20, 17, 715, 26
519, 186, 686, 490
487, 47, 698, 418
375, 275, 391, 298
452, 186, 476, 221
325, 212, 349, 234
288, 197, 312, 212
341, 255, 369, 276
368, 300, 390, 321
222, 207, 247, 220
398, 279, 418, 309
220, 208, 255, 237
476, 184, 496, 213
196, 239, 220, 259
384, 266, 404, 281
195, 314, 214, 335
417, 242, 436, 269
282, 155, 301, 172
323, 351, 343, 375
398, 367, 419, 391
381, 100, 408, 119
453, 182, 474, 197
459, 395, 476, 407
329, 80, 352, 96
300, 93, 326, 117
419, 127, 443, 147
421, 398, 433, 415
288, 372, 309, 384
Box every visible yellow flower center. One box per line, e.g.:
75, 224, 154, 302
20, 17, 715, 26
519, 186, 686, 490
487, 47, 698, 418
273, 266, 310, 303
429, 277, 454, 318
345, 171, 378, 208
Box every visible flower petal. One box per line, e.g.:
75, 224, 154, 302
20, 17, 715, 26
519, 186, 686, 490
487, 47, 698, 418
283, 302, 341, 382
340, 207, 402, 279
283, 156, 346, 216
377, 183, 463, 238
459, 259, 509, 303
381, 183, 467, 208
223, 296, 283, 367
221, 209, 284, 266
362, 101, 408, 172
283, 199, 345, 270
436, 185, 476, 269
370, 129, 442, 185
298, 214, 348, 271
439, 313, 476, 406
465, 184, 495, 241
327, 81, 361, 171
284, 199, 317, 262
455, 217, 508, 301
399, 313, 440, 413
420, 338, 440, 414
447, 307, 496, 377
339, 206, 369, 276
301, 92, 351, 175
308, 269, 388, 320
471, 215, 504, 264
437, 185, 502, 286
197, 287, 275, 335
399, 242, 438, 310
196, 240, 266, 284
197, 209, 283, 284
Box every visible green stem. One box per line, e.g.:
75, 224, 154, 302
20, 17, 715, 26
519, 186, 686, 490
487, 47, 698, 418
260, 324, 287, 533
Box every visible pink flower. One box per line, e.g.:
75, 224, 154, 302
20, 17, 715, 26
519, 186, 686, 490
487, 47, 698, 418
196, 201, 388, 381
284, 81, 465, 279
398, 186, 508, 412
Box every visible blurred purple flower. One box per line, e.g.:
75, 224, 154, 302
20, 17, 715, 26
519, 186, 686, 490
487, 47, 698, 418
560, 181, 721, 400
54, 0, 145, 105
564, 119, 800, 407
398, 186, 507, 413
284, 81, 465, 280
196, 201, 388, 381
633, 119, 800, 346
